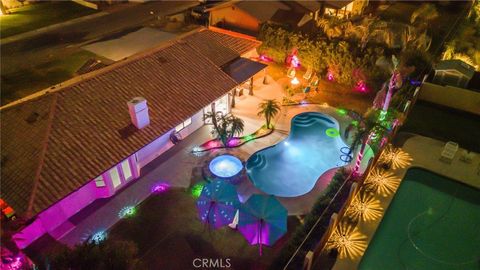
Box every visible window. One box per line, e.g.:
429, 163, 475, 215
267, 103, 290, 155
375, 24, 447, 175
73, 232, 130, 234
175, 118, 192, 132
94, 176, 106, 187
121, 159, 133, 181
109, 167, 121, 188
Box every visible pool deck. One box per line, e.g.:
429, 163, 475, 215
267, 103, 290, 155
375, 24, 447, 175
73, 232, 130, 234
330, 133, 480, 270
53, 73, 356, 247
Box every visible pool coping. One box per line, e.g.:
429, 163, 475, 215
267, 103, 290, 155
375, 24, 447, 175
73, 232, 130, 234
357, 166, 480, 269
331, 134, 480, 270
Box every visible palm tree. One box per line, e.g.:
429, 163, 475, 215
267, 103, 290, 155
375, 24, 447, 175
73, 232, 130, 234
350, 111, 388, 175
345, 17, 386, 50
226, 115, 245, 140
410, 3, 439, 30
257, 99, 280, 129
317, 17, 344, 39
204, 111, 244, 146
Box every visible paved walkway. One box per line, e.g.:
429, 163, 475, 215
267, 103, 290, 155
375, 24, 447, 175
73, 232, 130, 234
57, 74, 355, 246
331, 133, 480, 270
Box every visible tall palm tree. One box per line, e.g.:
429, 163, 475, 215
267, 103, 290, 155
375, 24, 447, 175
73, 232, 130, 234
227, 115, 244, 140
410, 3, 439, 30
204, 112, 244, 147
350, 111, 388, 175
257, 99, 280, 129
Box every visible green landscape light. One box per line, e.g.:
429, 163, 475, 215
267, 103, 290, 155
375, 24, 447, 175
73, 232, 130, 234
191, 183, 205, 198
118, 205, 137, 219
351, 120, 359, 127
336, 108, 347, 115
244, 134, 254, 141
378, 110, 387, 121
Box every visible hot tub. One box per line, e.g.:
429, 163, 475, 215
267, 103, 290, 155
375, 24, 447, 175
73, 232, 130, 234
209, 154, 243, 179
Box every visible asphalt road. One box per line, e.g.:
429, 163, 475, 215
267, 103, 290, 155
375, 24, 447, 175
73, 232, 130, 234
1, 1, 198, 75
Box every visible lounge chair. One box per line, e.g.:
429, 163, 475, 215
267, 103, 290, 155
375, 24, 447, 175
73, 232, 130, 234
440, 141, 458, 164
459, 150, 475, 164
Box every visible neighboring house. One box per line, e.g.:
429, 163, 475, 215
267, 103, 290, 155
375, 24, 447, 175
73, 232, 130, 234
0, 27, 265, 249
207, 0, 370, 35
419, 59, 480, 115
321, 0, 369, 18
207, 0, 293, 34
432, 59, 476, 88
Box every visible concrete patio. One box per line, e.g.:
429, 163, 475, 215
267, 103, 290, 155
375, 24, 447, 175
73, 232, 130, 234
56, 73, 356, 246
331, 133, 480, 270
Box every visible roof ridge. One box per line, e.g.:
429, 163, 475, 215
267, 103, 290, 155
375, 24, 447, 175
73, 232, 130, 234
183, 42, 239, 85
208, 26, 260, 42
26, 93, 58, 216
0, 27, 206, 111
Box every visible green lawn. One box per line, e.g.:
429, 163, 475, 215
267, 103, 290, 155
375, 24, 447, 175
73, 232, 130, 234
0, 2, 97, 38
108, 188, 299, 270
401, 101, 480, 153
1, 50, 96, 105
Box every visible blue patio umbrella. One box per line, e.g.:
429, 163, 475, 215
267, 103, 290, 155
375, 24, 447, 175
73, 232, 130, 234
196, 180, 240, 228
238, 195, 288, 255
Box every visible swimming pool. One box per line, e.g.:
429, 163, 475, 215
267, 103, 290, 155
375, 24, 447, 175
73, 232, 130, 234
359, 168, 480, 270
246, 112, 350, 197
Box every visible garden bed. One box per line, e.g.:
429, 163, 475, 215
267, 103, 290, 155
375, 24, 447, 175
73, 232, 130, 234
192, 126, 273, 152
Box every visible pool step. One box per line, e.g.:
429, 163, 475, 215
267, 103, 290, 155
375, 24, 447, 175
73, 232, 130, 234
247, 153, 267, 171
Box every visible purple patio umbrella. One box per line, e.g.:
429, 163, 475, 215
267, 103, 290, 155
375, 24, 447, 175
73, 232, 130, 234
238, 194, 288, 255
196, 180, 240, 228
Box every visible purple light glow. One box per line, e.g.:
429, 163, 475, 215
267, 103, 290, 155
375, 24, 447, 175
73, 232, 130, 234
151, 182, 170, 194
227, 138, 240, 147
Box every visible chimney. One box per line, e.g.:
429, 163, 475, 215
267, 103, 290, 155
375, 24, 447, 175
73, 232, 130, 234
127, 97, 150, 129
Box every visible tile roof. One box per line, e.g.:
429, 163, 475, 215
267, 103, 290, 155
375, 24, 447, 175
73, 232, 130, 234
183, 27, 261, 66
1, 36, 246, 216
435, 59, 475, 78
235, 0, 290, 22
291, 0, 321, 12
222, 58, 267, 84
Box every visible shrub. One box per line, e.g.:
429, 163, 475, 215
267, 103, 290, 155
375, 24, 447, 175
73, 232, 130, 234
258, 25, 389, 91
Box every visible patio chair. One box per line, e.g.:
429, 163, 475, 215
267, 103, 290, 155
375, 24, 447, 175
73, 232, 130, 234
459, 150, 475, 164
303, 67, 313, 80
440, 141, 458, 164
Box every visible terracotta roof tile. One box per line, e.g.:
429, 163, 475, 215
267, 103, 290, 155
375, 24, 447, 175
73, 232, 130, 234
1, 40, 241, 215
183, 28, 260, 66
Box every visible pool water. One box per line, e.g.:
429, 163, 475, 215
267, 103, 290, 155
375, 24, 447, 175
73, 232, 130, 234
246, 112, 350, 197
209, 155, 243, 178
359, 168, 480, 270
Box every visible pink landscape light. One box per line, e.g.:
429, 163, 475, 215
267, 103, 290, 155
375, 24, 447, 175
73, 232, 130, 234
327, 72, 334, 81
355, 80, 368, 93
259, 54, 273, 62
208, 140, 221, 148
291, 55, 300, 68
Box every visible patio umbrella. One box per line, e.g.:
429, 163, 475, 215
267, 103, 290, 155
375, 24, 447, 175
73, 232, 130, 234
238, 195, 288, 255
196, 180, 240, 229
